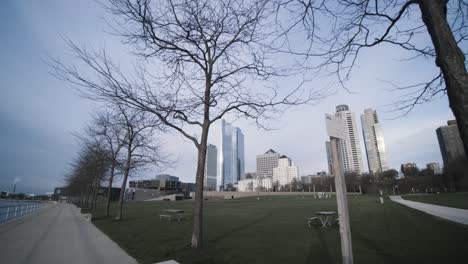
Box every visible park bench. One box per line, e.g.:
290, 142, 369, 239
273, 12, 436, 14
159, 214, 172, 222
306, 217, 319, 228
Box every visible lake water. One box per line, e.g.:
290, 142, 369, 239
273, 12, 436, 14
0, 200, 45, 223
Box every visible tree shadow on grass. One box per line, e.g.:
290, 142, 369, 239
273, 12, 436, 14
208, 211, 274, 244
352, 232, 398, 264
305, 228, 335, 264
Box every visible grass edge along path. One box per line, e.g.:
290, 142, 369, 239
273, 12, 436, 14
402, 192, 468, 209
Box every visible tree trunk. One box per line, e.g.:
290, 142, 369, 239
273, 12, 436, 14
92, 183, 99, 211
191, 123, 209, 248
116, 144, 132, 221
419, 0, 468, 157
106, 163, 116, 217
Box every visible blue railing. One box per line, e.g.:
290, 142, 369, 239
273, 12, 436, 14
0, 202, 49, 224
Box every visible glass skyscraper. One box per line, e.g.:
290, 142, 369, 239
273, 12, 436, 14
218, 120, 245, 190
204, 144, 218, 190
361, 108, 388, 174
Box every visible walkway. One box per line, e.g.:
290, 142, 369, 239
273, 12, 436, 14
389, 195, 468, 225
0, 203, 138, 264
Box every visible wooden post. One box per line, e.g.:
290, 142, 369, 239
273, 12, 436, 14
330, 137, 353, 264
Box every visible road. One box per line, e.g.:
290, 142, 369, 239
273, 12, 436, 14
0, 203, 138, 264
390, 195, 468, 225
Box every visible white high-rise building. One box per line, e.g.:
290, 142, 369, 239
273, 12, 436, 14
334, 105, 364, 173
218, 120, 245, 190
273, 155, 299, 187
256, 149, 281, 178
204, 144, 217, 190
361, 109, 389, 174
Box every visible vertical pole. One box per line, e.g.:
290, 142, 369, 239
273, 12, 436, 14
330, 137, 353, 264
5, 207, 10, 222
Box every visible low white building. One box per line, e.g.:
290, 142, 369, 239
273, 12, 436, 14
261, 177, 273, 190
273, 155, 299, 187
238, 177, 273, 192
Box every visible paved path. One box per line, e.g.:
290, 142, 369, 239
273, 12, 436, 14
390, 195, 468, 225
0, 203, 138, 264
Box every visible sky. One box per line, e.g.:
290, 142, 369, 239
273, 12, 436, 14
0, 0, 460, 194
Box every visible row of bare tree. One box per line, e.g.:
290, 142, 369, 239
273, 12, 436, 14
64, 106, 169, 220
51, 0, 467, 248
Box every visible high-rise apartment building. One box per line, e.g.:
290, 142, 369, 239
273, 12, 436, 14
361, 108, 389, 174
204, 144, 217, 190
436, 120, 466, 166
334, 105, 364, 173
273, 155, 299, 187
219, 120, 245, 190
256, 149, 281, 178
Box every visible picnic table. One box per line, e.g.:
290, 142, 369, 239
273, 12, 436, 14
307, 211, 337, 228
159, 209, 188, 223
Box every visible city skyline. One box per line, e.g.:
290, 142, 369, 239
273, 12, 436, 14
0, 0, 452, 194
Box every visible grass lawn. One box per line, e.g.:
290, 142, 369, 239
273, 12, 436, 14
91, 195, 468, 264
403, 192, 468, 209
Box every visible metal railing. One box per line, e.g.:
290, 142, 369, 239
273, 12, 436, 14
0, 202, 49, 224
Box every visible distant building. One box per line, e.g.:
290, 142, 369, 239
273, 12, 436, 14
219, 119, 245, 190
325, 141, 334, 175
129, 178, 180, 191
361, 108, 389, 174
238, 177, 273, 192
333, 105, 364, 173
436, 120, 466, 166
156, 174, 179, 182
400, 163, 418, 177
273, 155, 299, 187
301, 174, 326, 184
204, 144, 217, 191
256, 149, 281, 178
426, 162, 442, 174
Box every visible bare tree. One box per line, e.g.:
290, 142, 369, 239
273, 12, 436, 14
65, 136, 111, 211
86, 111, 126, 216
276, 0, 468, 155
50, 0, 323, 248
114, 106, 169, 220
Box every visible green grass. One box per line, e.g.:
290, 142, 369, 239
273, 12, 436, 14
403, 192, 468, 209
91, 195, 468, 264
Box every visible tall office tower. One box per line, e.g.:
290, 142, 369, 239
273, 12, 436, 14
436, 120, 467, 166
204, 144, 217, 190
256, 149, 281, 178
219, 119, 245, 190
361, 108, 389, 174
273, 155, 299, 187
325, 141, 334, 175
334, 105, 364, 173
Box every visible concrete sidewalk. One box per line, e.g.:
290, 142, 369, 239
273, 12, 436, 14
0, 203, 138, 264
390, 195, 468, 225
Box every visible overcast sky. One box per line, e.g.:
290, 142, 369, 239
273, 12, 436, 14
0, 0, 459, 194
